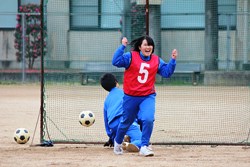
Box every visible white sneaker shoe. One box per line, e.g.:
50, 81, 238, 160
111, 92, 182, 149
139, 146, 154, 157
114, 141, 123, 155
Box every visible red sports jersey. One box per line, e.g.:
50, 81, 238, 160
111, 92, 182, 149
124, 51, 159, 96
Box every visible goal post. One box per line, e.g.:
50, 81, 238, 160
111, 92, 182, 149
39, 0, 250, 145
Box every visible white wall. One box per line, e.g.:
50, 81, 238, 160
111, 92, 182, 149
69, 31, 121, 69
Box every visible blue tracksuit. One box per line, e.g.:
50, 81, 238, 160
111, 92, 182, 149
112, 45, 176, 146
103, 87, 141, 147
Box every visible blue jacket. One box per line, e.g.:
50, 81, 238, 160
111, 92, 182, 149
103, 87, 124, 138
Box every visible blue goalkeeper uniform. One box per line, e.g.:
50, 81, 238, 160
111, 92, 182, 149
112, 44, 176, 147
103, 87, 141, 148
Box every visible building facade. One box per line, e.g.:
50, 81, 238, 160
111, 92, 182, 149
0, 0, 249, 71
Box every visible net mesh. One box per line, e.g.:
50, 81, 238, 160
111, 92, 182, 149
40, 0, 250, 145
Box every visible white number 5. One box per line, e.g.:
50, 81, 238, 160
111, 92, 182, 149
138, 63, 150, 83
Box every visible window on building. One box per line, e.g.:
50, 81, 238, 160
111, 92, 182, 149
161, 0, 204, 29
0, 0, 18, 28
70, 0, 123, 30
20, 0, 40, 5
218, 0, 236, 29
70, 0, 99, 29
101, 0, 123, 28
161, 0, 236, 29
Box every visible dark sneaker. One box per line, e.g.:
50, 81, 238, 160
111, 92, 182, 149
126, 143, 139, 152
123, 135, 130, 143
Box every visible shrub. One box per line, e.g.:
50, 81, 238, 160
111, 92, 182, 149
14, 4, 47, 69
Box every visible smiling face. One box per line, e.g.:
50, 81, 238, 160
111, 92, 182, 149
139, 39, 154, 57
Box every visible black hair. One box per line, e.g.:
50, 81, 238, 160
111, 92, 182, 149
100, 73, 117, 92
130, 35, 155, 53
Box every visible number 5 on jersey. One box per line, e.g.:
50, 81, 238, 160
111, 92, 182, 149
138, 63, 150, 83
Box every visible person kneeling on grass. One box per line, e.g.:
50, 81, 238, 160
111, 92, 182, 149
100, 73, 141, 152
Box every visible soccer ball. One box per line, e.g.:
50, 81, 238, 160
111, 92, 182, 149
14, 128, 30, 144
79, 110, 95, 127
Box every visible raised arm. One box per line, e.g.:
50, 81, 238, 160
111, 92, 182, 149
112, 37, 131, 68
158, 49, 178, 78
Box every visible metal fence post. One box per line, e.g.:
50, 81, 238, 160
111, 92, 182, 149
226, 14, 231, 71
21, 13, 26, 82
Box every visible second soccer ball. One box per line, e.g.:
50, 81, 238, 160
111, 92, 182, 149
79, 110, 95, 127
14, 128, 30, 144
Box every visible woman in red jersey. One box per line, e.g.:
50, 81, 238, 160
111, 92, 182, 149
112, 36, 177, 156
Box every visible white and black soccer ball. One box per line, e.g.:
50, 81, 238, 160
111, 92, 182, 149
79, 110, 95, 127
14, 128, 30, 144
